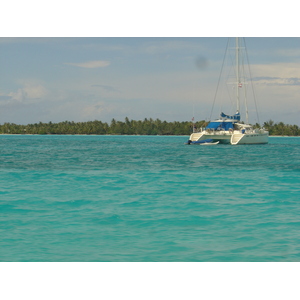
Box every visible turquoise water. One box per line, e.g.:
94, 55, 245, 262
0, 135, 300, 262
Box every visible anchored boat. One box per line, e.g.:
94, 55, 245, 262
187, 38, 268, 145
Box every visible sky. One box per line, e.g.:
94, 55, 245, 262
1, 2, 300, 126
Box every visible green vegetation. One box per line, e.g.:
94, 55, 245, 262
0, 118, 206, 135
262, 120, 300, 136
0, 118, 299, 136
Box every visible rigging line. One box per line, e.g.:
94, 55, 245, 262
244, 38, 260, 125
209, 38, 230, 120
241, 40, 248, 123
226, 42, 236, 113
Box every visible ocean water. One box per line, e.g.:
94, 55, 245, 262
0, 135, 299, 262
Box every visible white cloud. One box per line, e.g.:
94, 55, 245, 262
91, 84, 120, 93
82, 103, 105, 119
252, 63, 300, 82
8, 83, 47, 102
64, 60, 110, 68
252, 76, 300, 86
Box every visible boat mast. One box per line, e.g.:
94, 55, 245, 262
236, 37, 240, 113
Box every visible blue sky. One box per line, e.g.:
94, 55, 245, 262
1, 37, 300, 126
1, 0, 300, 126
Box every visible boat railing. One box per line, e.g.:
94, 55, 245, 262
202, 127, 266, 135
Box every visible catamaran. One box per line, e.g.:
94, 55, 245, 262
187, 38, 268, 145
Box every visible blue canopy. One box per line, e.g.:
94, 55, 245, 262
206, 121, 234, 130
220, 111, 240, 121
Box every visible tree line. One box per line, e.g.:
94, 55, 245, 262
262, 120, 300, 136
0, 118, 299, 136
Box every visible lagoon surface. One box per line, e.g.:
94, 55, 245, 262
0, 135, 299, 261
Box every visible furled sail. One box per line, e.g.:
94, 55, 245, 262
220, 112, 240, 121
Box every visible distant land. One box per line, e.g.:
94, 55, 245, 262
0, 118, 299, 136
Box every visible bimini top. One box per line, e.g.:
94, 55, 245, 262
206, 121, 234, 131
206, 111, 240, 130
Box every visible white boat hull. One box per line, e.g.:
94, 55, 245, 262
233, 132, 268, 144
189, 129, 268, 145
